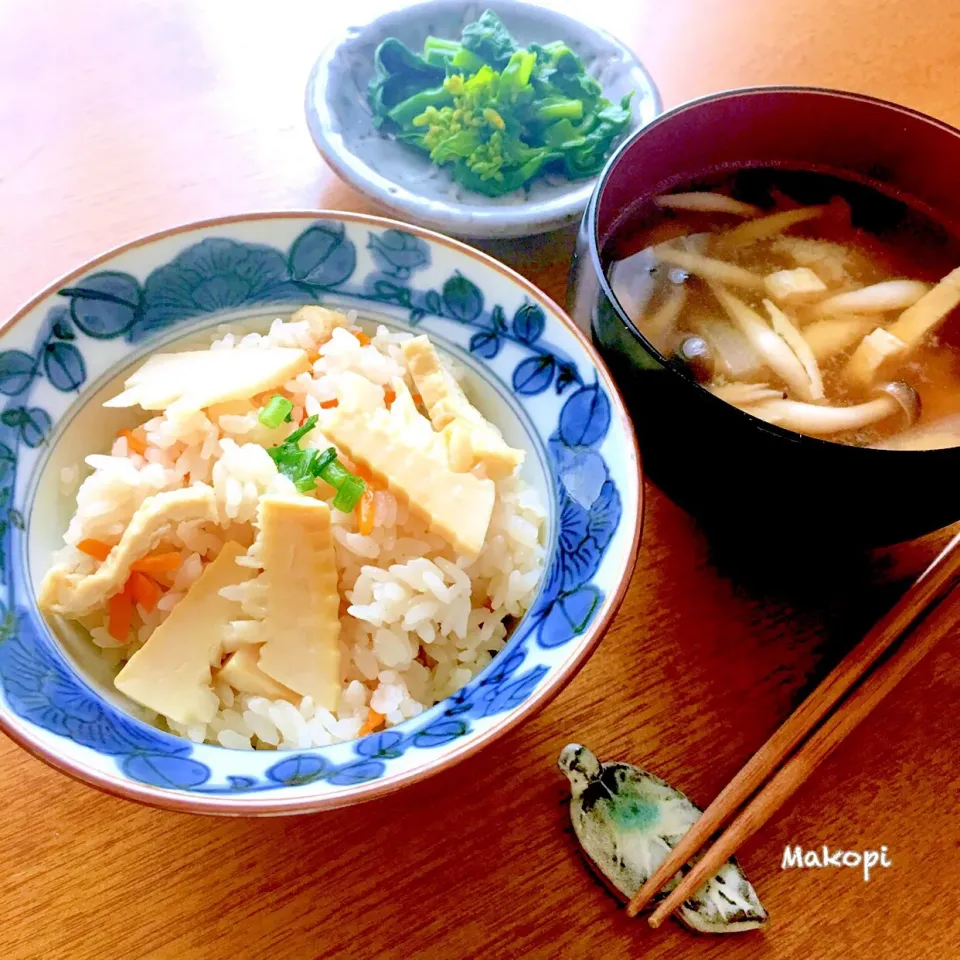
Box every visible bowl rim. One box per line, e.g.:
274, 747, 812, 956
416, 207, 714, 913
0, 208, 644, 815
584, 83, 960, 458
303, 0, 661, 239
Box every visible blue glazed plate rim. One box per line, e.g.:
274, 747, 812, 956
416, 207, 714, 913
0, 210, 643, 814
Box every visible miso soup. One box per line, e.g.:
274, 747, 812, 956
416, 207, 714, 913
604, 168, 960, 449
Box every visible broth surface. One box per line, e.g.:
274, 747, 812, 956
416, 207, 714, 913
605, 168, 960, 448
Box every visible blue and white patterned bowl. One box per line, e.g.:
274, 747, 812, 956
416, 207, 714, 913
305, 0, 660, 239
0, 212, 641, 814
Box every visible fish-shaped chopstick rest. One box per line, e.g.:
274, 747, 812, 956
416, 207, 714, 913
558, 744, 768, 934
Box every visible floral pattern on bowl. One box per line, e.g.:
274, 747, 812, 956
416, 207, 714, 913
0, 212, 641, 813
305, 0, 660, 239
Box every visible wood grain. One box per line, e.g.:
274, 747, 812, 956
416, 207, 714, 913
648, 575, 960, 926
0, 2, 958, 958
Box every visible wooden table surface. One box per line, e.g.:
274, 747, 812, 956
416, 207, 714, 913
1, 1, 958, 957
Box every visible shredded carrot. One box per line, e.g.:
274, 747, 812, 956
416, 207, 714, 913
130, 551, 182, 577
76, 539, 113, 562
129, 572, 163, 612
358, 709, 385, 737
337, 454, 372, 485
320, 399, 339, 409
354, 331, 371, 346
384, 388, 396, 408
107, 591, 134, 642
117, 429, 147, 456
357, 486, 376, 536
411, 393, 423, 406
353, 461, 373, 483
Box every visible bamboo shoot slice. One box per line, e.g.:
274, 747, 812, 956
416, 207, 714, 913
256, 496, 341, 711
105, 348, 310, 416
114, 541, 253, 725
321, 379, 495, 556
217, 643, 298, 702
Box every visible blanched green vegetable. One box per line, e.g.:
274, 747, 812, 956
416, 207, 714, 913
368, 38, 445, 129
367, 10, 633, 196
461, 9, 519, 68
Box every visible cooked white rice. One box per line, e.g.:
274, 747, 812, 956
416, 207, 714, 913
50, 314, 546, 750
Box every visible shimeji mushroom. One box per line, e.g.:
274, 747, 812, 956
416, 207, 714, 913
608, 246, 659, 321
706, 282, 816, 400
816, 279, 929, 316
654, 192, 762, 218
674, 335, 714, 382
643, 284, 687, 351
708, 382, 785, 405
712, 206, 826, 256
654, 244, 765, 291
736, 381, 920, 437
762, 300, 824, 401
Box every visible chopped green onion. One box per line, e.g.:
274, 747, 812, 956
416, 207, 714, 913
258, 395, 294, 429
318, 457, 353, 488
284, 415, 318, 446
267, 415, 320, 484
332, 475, 366, 513
310, 447, 338, 477
267, 430, 366, 507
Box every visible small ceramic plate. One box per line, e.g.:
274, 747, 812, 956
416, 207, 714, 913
305, 0, 660, 239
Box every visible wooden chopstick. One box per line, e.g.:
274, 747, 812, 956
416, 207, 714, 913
647, 580, 960, 927
627, 528, 960, 919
